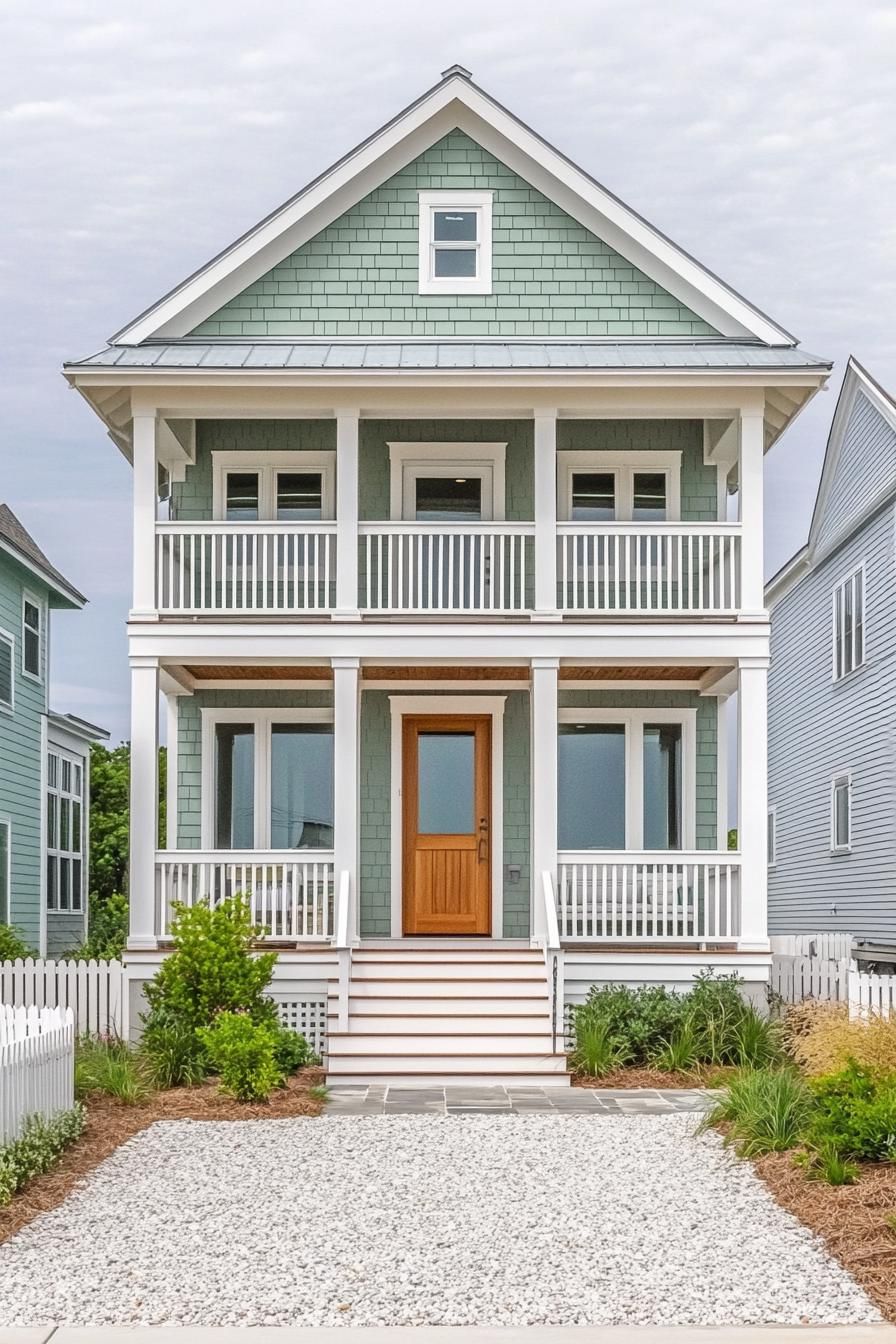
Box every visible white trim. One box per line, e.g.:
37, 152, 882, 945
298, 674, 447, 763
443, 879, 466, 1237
417, 190, 493, 295
0, 814, 11, 931
211, 450, 336, 521
557, 706, 697, 849
831, 562, 866, 682
199, 706, 334, 850
387, 442, 506, 521
830, 772, 852, 855
387, 693, 506, 939
21, 590, 44, 684
165, 694, 180, 850
0, 626, 14, 714
767, 806, 776, 869
110, 73, 792, 345
38, 717, 47, 955
556, 450, 682, 522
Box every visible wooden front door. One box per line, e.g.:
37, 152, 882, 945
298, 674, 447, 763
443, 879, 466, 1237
402, 715, 491, 935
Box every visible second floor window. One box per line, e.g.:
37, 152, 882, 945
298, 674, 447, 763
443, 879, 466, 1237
418, 191, 493, 295
22, 595, 42, 679
558, 451, 682, 522
831, 774, 852, 853
0, 631, 12, 712
833, 568, 865, 680
212, 453, 335, 522
47, 750, 84, 912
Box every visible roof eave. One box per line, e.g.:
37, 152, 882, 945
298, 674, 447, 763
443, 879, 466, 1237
0, 537, 86, 608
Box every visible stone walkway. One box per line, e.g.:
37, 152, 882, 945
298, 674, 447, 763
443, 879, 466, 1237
324, 1084, 715, 1114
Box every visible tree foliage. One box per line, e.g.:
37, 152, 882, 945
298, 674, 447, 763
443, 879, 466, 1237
88, 742, 166, 901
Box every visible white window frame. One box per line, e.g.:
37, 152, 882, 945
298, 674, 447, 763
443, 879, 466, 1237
0, 816, 10, 926
832, 564, 866, 682
556, 451, 682, 522
418, 190, 493, 295
830, 773, 852, 854
557, 707, 697, 850
21, 590, 44, 683
387, 442, 507, 522
200, 707, 335, 850
46, 746, 85, 914
767, 807, 777, 868
211, 452, 336, 522
0, 627, 14, 714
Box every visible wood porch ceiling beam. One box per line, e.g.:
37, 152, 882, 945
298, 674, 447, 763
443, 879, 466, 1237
180, 663, 710, 683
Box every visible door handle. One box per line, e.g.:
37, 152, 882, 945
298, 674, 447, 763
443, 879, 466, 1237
478, 817, 488, 862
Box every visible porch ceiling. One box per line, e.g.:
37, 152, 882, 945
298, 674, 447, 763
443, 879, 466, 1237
178, 662, 711, 683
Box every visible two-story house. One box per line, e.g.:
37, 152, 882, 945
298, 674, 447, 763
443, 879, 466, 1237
767, 359, 896, 969
64, 67, 831, 1082
0, 504, 107, 956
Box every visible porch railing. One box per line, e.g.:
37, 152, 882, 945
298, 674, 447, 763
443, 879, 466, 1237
155, 523, 337, 614
557, 524, 741, 614
556, 852, 741, 943
359, 523, 534, 613
155, 851, 335, 940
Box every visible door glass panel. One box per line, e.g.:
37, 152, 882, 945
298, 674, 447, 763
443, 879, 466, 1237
632, 472, 667, 522
225, 473, 260, 521
558, 724, 626, 848
418, 732, 475, 833
570, 472, 615, 521
415, 476, 482, 521
270, 725, 334, 849
276, 472, 323, 521
215, 724, 255, 848
643, 724, 682, 849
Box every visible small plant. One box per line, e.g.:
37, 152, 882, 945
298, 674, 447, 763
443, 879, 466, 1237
141, 1010, 207, 1089
0, 1106, 85, 1206
651, 1017, 700, 1074
784, 999, 896, 1078
806, 1061, 896, 1161
568, 1016, 630, 1077
65, 893, 129, 961
0, 924, 33, 961
806, 1140, 860, 1186
271, 1025, 317, 1075
308, 1083, 330, 1102
198, 1012, 284, 1102
702, 1067, 813, 1156
75, 1036, 151, 1104
729, 1008, 782, 1069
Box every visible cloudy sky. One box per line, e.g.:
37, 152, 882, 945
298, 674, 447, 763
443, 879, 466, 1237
1, 0, 894, 743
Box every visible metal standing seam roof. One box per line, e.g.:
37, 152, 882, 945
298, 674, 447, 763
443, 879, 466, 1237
65, 342, 832, 373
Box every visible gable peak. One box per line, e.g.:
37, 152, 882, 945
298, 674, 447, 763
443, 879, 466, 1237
440, 63, 473, 80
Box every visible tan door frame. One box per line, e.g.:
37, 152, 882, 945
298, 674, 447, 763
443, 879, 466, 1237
388, 694, 506, 939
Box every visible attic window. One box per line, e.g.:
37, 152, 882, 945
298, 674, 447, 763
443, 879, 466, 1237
418, 191, 492, 295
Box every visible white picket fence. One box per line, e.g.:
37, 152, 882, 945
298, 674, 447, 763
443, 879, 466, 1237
0, 1005, 75, 1143
770, 945, 896, 1020
0, 958, 128, 1039
770, 933, 854, 961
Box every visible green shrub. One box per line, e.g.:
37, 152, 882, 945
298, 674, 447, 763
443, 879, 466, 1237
806, 1061, 896, 1162
272, 1025, 317, 1074
702, 1067, 813, 1156
572, 984, 684, 1064
75, 1036, 151, 1103
805, 1140, 860, 1186
568, 1017, 630, 1077
141, 1010, 207, 1089
0, 924, 33, 961
65, 893, 128, 961
651, 1016, 700, 1074
0, 1106, 85, 1206
198, 1011, 284, 1102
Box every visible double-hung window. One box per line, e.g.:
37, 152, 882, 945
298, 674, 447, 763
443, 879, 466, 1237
46, 750, 84, 912
418, 191, 493, 294
22, 594, 42, 680
0, 629, 12, 713
831, 774, 852, 853
205, 710, 335, 851
833, 567, 865, 680
212, 453, 335, 522
558, 452, 682, 522
557, 709, 695, 851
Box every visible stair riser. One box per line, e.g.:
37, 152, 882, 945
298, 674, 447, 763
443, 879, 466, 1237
353, 951, 544, 965
329, 1074, 572, 1088
328, 1053, 568, 1074
341, 980, 550, 1000
327, 1014, 553, 1034
350, 963, 549, 982
328, 1034, 556, 1055
328, 996, 552, 1015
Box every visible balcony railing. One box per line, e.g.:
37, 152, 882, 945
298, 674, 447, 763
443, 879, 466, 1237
156, 522, 337, 614
556, 852, 741, 943
557, 524, 741, 614
155, 851, 335, 940
359, 522, 534, 614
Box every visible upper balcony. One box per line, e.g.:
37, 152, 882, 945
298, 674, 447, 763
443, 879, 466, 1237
133, 409, 765, 625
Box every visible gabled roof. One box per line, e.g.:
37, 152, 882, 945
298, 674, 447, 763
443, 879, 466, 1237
109, 66, 797, 349
766, 358, 896, 608
0, 504, 86, 608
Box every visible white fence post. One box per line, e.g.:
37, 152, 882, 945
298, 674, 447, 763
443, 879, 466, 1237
0, 1004, 75, 1144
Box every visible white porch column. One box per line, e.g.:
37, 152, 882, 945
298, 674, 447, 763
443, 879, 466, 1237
332, 657, 360, 940
128, 659, 159, 950
738, 407, 766, 613
533, 409, 558, 617
737, 659, 769, 950
132, 412, 158, 616
335, 411, 360, 617
531, 657, 559, 944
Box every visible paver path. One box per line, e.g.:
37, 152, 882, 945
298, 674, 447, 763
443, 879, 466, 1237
324, 1084, 715, 1114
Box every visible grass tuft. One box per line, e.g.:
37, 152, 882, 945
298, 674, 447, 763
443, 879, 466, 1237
701, 1066, 813, 1157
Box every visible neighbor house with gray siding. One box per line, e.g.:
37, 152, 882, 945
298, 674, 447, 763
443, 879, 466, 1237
64, 65, 830, 1080
0, 505, 107, 956
767, 359, 896, 963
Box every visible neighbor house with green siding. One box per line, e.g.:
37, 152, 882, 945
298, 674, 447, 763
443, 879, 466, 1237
64, 66, 830, 1081
0, 505, 107, 956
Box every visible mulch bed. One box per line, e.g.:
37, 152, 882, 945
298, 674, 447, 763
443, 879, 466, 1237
572, 1064, 735, 1089
754, 1151, 896, 1324
0, 1067, 325, 1248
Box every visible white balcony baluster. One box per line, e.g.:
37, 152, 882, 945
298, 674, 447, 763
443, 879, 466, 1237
155, 851, 335, 940
359, 523, 534, 613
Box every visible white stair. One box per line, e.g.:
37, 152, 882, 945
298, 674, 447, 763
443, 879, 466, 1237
325, 945, 569, 1087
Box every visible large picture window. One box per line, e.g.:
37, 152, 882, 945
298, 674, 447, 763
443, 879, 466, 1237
204, 710, 334, 851
46, 749, 84, 912
833, 567, 865, 681
557, 709, 696, 851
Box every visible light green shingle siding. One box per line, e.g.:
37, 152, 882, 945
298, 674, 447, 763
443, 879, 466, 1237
359, 690, 391, 936
191, 132, 718, 340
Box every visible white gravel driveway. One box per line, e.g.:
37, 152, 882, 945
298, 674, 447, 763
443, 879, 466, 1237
0, 1114, 879, 1328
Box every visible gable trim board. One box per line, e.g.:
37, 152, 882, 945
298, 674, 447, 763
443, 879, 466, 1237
108, 70, 794, 348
